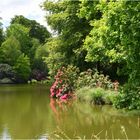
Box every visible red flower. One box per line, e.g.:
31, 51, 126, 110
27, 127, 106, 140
60, 94, 68, 100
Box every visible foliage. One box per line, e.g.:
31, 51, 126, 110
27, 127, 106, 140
0, 16, 52, 83
0, 36, 21, 65
43, 37, 66, 76
0, 64, 15, 79
33, 42, 48, 75
6, 24, 32, 56
90, 87, 105, 105
0, 0, 139, 110
11, 15, 51, 43
31, 69, 47, 81
29, 38, 40, 65
0, 78, 14, 84
43, 0, 92, 73
77, 0, 140, 109
29, 79, 38, 84
0, 21, 4, 46
13, 54, 31, 82
104, 91, 118, 105
50, 65, 118, 103
50, 65, 79, 99
75, 69, 114, 90
76, 87, 117, 105
114, 87, 140, 110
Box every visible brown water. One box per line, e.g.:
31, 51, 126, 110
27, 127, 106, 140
0, 84, 140, 139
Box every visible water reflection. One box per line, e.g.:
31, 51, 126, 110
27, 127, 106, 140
49, 98, 140, 139
50, 98, 74, 124
0, 127, 11, 140
0, 85, 139, 139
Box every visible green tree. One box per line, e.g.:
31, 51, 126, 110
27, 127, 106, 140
43, 37, 65, 76
43, 0, 92, 75
29, 38, 40, 67
0, 19, 4, 46
13, 54, 31, 82
6, 24, 32, 56
11, 15, 51, 43
79, 0, 140, 109
29, 40, 49, 79
0, 36, 21, 65
78, 1, 128, 81
84, 1, 140, 88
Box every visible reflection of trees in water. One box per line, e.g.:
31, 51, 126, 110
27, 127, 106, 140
0, 87, 53, 139
50, 98, 75, 124
0, 127, 11, 140
73, 103, 140, 139
50, 100, 140, 139
0, 86, 140, 139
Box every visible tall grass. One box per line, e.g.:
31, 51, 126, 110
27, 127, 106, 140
76, 87, 118, 105
48, 126, 129, 139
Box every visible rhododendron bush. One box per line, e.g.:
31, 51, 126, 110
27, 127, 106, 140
50, 65, 119, 100
50, 66, 79, 99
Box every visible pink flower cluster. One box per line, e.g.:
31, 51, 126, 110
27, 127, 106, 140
50, 69, 70, 100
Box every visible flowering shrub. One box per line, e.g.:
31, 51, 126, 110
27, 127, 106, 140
75, 69, 114, 90
50, 65, 79, 99
50, 66, 119, 100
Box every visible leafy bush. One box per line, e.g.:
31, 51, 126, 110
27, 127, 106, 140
31, 69, 47, 81
0, 64, 15, 79
76, 87, 92, 102
104, 91, 118, 105
114, 87, 140, 110
14, 54, 31, 83
75, 69, 114, 90
90, 88, 105, 105
0, 78, 14, 84
50, 66, 118, 102
50, 65, 79, 99
76, 87, 118, 105
0, 36, 21, 66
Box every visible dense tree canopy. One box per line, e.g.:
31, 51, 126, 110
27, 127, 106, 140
0, 36, 21, 66
42, 0, 140, 109
13, 54, 31, 82
42, 0, 96, 75
6, 24, 32, 56
0, 16, 51, 82
11, 15, 51, 43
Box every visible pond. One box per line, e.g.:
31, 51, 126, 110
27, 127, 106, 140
0, 84, 140, 139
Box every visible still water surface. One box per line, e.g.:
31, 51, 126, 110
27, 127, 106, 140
0, 84, 140, 139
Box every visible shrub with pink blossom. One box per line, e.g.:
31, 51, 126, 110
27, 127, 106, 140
50, 65, 79, 99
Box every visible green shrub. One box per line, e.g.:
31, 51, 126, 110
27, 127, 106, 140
14, 54, 31, 83
0, 64, 15, 79
76, 87, 92, 102
104, 91, 118, 105
0, 36, 21, 66
114, 87, 140, 110
76, 87, 118, 105
31, 79, 37, 84
90, 88, 105, 105
0, 78, 14, 84
75, 70, 114, 90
